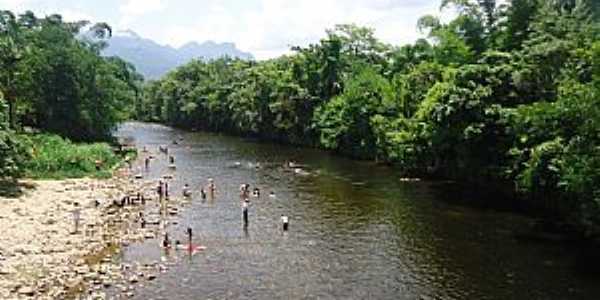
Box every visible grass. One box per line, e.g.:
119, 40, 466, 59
22, 134, 135, 179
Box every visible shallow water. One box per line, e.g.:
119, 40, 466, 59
115, 122, 599, 300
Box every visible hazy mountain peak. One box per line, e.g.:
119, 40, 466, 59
103, 30, 253, 80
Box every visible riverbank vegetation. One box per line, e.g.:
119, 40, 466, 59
0, 10, 143, 181
138, 1, 600, 236
22, 134, 126, 179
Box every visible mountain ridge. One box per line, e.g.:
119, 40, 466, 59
103, 30, 254, 80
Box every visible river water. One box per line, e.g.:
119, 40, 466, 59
115, 122, 599, 299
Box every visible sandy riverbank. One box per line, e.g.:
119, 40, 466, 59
0, 166, 160, 299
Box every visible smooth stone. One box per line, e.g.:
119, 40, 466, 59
18, 286, 35, 296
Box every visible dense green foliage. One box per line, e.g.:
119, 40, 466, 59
0, 10, 143, 140
139, 0, 600, 234
0, 96, 29, 179
0, 11, 142, 180
22, 134, 125, 179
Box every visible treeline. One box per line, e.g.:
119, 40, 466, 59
141, 1, 599, 234
0, 10, 142, 179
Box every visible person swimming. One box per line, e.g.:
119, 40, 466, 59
253, 187, 260, 197
269, 191, 276, 198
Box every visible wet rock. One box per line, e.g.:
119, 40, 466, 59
128, 275, 139, 284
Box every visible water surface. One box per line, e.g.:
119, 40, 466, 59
115, 122, 599, 300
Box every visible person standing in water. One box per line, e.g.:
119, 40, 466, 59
162, 232, 171, 248
242, 199, 249, 227
157, 180, 164, 200
183, 184, 191, 197
164, 181, 170, 200
144, 156, 150, 170
187, 227, 193, 251
207, 178, 216, 197
281, 214, 289, 231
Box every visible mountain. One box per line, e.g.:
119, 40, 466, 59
103, 30, 253, 80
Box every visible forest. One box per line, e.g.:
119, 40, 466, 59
1, 0, 600, 237
137, 0, 600, 236
0, 10, 143, 179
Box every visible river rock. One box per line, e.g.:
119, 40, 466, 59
128, 275, 139, 284
18, 286, 35, 296
0, 266, 15, 275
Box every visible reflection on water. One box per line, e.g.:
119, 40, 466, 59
115, 122, 600, 300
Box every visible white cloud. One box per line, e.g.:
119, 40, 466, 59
0, 0, 33, 12
152, 0, 452, 60
119, 0, 165, 16
58, 9, 94, 22
2, 0, 459, 60
118, 0, 166, 28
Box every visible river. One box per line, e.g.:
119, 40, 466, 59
114, 122, 599, 299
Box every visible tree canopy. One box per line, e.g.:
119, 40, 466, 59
138, 0, 600, 235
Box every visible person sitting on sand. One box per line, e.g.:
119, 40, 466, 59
139, 212, 147, 228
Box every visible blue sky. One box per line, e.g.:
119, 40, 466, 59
1, 0, 454, 59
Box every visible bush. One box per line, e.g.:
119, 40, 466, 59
23, 134, 122, 179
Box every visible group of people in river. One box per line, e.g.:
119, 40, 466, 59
141, 143, 290, 253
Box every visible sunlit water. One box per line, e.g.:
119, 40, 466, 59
114, 122, 599, 300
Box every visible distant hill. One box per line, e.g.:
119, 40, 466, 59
103, 30, 254, 80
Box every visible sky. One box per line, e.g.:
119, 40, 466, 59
0, 0, 455, 59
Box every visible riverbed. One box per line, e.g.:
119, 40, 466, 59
115, 122, 600, 300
